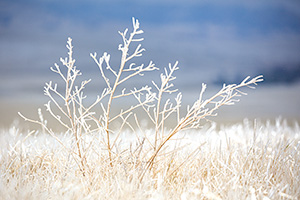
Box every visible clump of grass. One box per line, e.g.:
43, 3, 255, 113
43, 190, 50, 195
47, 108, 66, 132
4, 18, 296, 199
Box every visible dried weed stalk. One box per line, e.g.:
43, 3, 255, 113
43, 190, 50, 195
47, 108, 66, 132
19, 18, 263, 180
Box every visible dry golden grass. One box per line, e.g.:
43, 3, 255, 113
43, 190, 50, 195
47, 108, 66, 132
1, 119, 299, 200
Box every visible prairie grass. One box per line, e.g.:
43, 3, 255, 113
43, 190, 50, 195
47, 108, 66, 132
1, 18, 297, 199
0, 119, 299, 199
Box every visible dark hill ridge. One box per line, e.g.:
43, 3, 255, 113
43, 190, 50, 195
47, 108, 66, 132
214, 65, 300, 85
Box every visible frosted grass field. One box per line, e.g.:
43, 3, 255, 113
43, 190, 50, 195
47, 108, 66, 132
0, 119, 299, 199
1, 18, 299, 199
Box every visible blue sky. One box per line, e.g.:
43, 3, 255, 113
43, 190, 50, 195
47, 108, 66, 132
1, 0, 300, 126
1, 0, 300, 97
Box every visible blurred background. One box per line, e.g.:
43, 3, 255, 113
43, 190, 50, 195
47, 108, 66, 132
1, 0, 300, 129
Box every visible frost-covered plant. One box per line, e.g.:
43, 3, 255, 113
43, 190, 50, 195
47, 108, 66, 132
19, 18, 263, 180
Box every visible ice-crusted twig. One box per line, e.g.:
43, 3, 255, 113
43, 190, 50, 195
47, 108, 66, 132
90, 17, 159, 165
140, 75, 263, 181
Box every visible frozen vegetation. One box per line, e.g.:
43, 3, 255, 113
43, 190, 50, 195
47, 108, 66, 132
1, 18, 299, 199
0, 119, 299, 199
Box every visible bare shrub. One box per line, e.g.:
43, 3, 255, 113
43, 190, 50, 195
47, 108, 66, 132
19, 18, 263, 181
